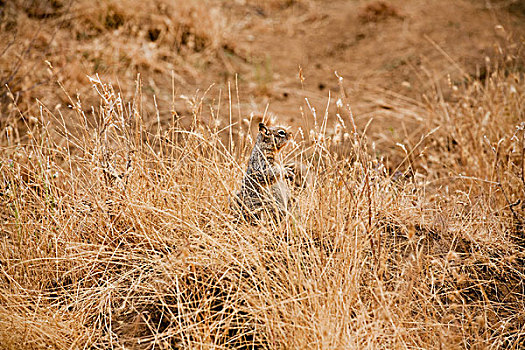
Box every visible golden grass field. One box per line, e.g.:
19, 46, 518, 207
1, 0, 524, 349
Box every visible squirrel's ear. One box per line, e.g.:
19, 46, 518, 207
259, 123, 268, 134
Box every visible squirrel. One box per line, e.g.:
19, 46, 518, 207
233, 122, 294, 223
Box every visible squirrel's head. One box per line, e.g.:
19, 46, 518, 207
257, 122, 291, 152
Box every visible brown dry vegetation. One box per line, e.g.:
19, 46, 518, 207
1, 0, 525, 349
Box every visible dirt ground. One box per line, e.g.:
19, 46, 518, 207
198, 0, 524, 117
233, 0, 524, 114
1, 0, 524, 137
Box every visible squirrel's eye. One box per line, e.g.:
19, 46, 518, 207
277, 130, 287, 137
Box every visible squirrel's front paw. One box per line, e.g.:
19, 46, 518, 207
284, 162, 312, 188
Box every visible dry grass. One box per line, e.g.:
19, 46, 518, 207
1, 55, 524, 348
1, 1, 525, 349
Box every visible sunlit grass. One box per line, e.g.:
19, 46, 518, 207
0, 61, 524, 348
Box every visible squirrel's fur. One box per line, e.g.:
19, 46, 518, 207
233, 122, 292, 223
